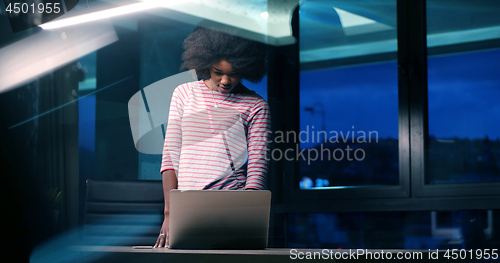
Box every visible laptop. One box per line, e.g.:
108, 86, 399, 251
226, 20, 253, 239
168, 190, 272, 249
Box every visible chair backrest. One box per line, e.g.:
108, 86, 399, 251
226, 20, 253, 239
84, 179, 164, 246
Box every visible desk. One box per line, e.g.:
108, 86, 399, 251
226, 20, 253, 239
71, 246, 292, 263
71, 246, 485, 263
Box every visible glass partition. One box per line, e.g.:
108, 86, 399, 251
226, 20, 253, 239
298, 0, 399, 189
427, 0, 500, 184
0, 0, 277, 233
288, 210, 498, 249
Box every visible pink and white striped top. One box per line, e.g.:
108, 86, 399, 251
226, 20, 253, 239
160, 80, 271, 190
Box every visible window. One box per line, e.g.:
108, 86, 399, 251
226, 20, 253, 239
282, 0, 500, 200
299, 63, 398, 188
286, 0, 408, 200
426, 0, 500, 185
287, 210, 499, 249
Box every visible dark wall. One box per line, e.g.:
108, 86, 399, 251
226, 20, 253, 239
0, 90, 52, 262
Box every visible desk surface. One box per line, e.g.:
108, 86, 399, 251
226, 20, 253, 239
72, 246, 295, 263
74, 245, 294, 254
74, 245, 424, 254
70, 246, 480, 263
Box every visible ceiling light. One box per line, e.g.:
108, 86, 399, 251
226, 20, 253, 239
40, 1, 162, 30
333, 7, 376, 28
333, 7, 393, 36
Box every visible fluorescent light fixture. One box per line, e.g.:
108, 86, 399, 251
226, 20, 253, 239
301, 25, 500, 63
134, 0, 297, 46
300, 39, 397, 63
333, 7, 393, 36
40, 0, 162, 30
333, 7, 376, 28
260, 12, 269, 19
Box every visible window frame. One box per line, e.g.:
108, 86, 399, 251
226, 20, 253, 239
270, 0, 500, 210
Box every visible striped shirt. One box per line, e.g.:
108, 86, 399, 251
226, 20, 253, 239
160, 80, 271, 190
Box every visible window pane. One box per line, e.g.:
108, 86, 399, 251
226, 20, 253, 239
298, 0, 398, 189
427, 0, 500, 184
287, 210, 498, 249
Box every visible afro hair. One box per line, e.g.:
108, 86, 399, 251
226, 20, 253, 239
180, 27, 267, 83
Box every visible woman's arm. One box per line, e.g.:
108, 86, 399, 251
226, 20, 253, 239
245, 99, 271, 190
155, 85, 185, 247
159, 85, 185, 174
154, 169, 178, 248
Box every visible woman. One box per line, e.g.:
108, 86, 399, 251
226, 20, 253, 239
154, 27, 271, 248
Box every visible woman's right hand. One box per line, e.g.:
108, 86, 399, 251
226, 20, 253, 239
156, 169, 177, 248
154, 215, 169, 248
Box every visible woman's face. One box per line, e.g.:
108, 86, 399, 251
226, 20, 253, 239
207, 59, 242, 94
